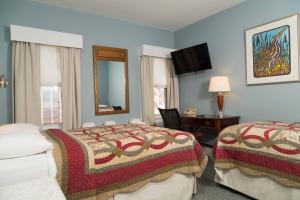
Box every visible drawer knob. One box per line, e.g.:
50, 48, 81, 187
205, 121, 210, 125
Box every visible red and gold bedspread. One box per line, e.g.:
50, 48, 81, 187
215, 121, 300, 188
46, 124, 207, 200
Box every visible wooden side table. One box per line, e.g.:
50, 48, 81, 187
181, 115, 240, 145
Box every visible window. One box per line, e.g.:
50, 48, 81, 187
40, 46, 62, 125
153, 58, 167, 121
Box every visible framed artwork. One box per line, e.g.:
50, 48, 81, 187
245, 14, 299, 85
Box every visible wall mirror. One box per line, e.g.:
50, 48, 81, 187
93, 45, 129, 115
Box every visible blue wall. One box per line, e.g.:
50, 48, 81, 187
1, 0, 300, 125
0, 0, 174, 124
175, 0, 300, 122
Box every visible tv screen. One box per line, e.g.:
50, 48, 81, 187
171, 43, 212, 75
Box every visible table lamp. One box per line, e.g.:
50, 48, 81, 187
208, 76, 231, 118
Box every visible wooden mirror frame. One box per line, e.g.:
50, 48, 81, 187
93, 45, 129, 115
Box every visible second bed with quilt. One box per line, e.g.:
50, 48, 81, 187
214, 121, 300, 200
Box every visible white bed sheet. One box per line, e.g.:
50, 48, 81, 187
0, 150, 57, 187
109, 173, 196, 200
0, 177, 65, 200
215, 168, 300, 200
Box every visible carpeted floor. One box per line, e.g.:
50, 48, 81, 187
192, 147, 253, 200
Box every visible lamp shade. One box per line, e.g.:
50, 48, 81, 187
208, 76, 231, 92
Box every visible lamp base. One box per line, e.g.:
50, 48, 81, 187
217, 92, 224, 118
217, 110, 223, 118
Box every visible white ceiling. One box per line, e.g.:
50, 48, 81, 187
32, 0, 244, 31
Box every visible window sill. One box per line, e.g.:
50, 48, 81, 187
41, 123, 62, 130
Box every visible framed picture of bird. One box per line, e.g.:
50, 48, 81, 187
245, 14, 299, 85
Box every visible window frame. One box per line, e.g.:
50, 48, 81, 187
40, 86, 62, 125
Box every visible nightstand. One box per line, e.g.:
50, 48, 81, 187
181, 115, 240, 145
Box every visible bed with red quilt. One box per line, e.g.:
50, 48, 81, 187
45, 124, 207, 200
214, 121, 300, 200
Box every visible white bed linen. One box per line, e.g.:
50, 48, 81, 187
0, 150, 56, 187
0, 123, 53, 159
215, 168, 300, 200
0, 177, 65, 200
109, 173, 196, 200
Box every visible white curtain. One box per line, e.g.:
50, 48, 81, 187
59, 47, 81, 129
12, 41, 41, 125
166, 59, 179, 110
140, 56, 155, 125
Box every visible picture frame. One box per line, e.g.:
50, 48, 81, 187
245, 14, 299, 85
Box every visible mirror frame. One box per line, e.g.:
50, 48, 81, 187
93, 45, 129, 115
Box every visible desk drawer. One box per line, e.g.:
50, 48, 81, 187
194, 119, 215, 127
182, 117, 215, 127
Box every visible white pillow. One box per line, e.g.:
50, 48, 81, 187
103, 121, 116, 126
129, 118, 146, 125
0, 123, 40, 135
0, 131, 53, 159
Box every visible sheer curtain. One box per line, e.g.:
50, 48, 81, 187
12, 41, 41, 125
140, 56, 155, 125
59, 47, 81, 129
166, 58, 179, 110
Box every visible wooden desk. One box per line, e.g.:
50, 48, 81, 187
181, 115, 240, 136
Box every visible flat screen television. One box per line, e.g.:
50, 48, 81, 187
171, 43, 212, 75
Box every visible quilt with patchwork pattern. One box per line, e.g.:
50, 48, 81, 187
215, 121, 300, 188
46, 124, 207, 200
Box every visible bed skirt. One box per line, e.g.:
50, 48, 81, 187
215, 168, 300, 200
111, 173, 196, 200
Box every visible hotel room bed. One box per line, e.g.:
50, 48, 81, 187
214, 121, 300, 200
45, 124, 207, 200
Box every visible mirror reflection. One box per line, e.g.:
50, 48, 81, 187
97, 60, 126, 112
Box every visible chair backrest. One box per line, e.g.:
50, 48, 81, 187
113, 106, 122, 110
158, 108, 181, 130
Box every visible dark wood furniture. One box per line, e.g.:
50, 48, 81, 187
181, 115, 240, 145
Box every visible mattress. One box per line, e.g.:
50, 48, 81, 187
215, 168, 300, 200
0, 150, 57, 187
